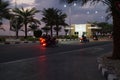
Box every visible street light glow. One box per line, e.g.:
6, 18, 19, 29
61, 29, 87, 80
63, 3, 76, 37
95, 11, 98, 14
74, 3, 76, 6
64, 4, 67, 7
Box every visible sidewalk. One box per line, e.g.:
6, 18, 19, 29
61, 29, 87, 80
97, 53, 120, 80
0, 41, 40, 45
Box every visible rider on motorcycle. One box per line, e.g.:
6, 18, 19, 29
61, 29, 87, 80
40, 35, 58, 47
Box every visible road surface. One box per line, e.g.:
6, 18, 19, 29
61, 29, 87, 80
0, 41, 112, 80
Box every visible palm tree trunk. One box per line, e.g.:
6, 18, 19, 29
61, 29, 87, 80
16, 30, 18, 39
56, 31, 59, 37
24, 23, 28, 39
50, 25, 53, 37
46, 31, 48, 36
112, 10, 120, 59
56, 25, 59, 37
65, 32, 67, 36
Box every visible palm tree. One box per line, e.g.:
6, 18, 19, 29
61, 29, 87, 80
28, 23, 39, 31
28, 17, 41, 31
41, 8, 60, 37
54, 11, 68, 37
97, 22, 113, 33
10, 16, 23, 38
54, 27, 62, 36
41, 8, 68, 37
60, 0, 120, 59
0, 0, 10, 20
12, 7, 40, 38
41, 26, 50, 35
0, 0, 10, 30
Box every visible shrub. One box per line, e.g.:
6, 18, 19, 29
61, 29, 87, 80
34, 30, 42, 38
0, 37, 5, 42
20, 37, 25, 41
26, 37, 39, 41
64, 35, 70, 39
71, 35, 78, 39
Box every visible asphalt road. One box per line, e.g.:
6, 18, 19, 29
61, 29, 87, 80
0, 41, 112, 80
0, 41, 112, 63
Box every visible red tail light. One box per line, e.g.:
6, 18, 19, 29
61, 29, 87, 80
41, 39, 45, 43
39, 37, 46, 43
39, 37, 47, 47
42, 43, 47, 46
39, 38, 43, 41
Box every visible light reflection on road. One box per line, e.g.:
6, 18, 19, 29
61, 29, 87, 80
38, 55, 48, 80
39, 55, 47, 62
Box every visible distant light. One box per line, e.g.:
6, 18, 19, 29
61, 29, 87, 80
87, 11, 90, 14
88, 27, 101, 29
95, 11, 98, 14
64, 4, 67, 7
74, 3, 76, 6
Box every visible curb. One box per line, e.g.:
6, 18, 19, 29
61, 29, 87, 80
57, 39, 79, 42
0, 41, 39, 45
97, 58, 119, 80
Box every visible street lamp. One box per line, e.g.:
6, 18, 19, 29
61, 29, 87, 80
73, 3, 77, 6
64, 3, 76, 38
64, 4, 67, 7
95, 11, 98, 14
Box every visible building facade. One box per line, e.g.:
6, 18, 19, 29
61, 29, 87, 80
71, 24, 101, 38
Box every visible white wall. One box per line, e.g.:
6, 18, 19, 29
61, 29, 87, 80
75, 24, 86, 37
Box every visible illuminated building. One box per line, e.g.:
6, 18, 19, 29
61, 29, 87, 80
70, 24, 101, 38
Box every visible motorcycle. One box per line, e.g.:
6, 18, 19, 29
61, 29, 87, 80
93, 35, 98, 40
39, 37, 58, 47
39, 37, 47, 47
80, 37, 89, 43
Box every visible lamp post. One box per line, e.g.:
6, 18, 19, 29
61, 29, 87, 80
64, 3, 76, 39
68, 5, 72, 37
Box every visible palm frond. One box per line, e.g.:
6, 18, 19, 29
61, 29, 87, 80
0, 0, 10, 20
